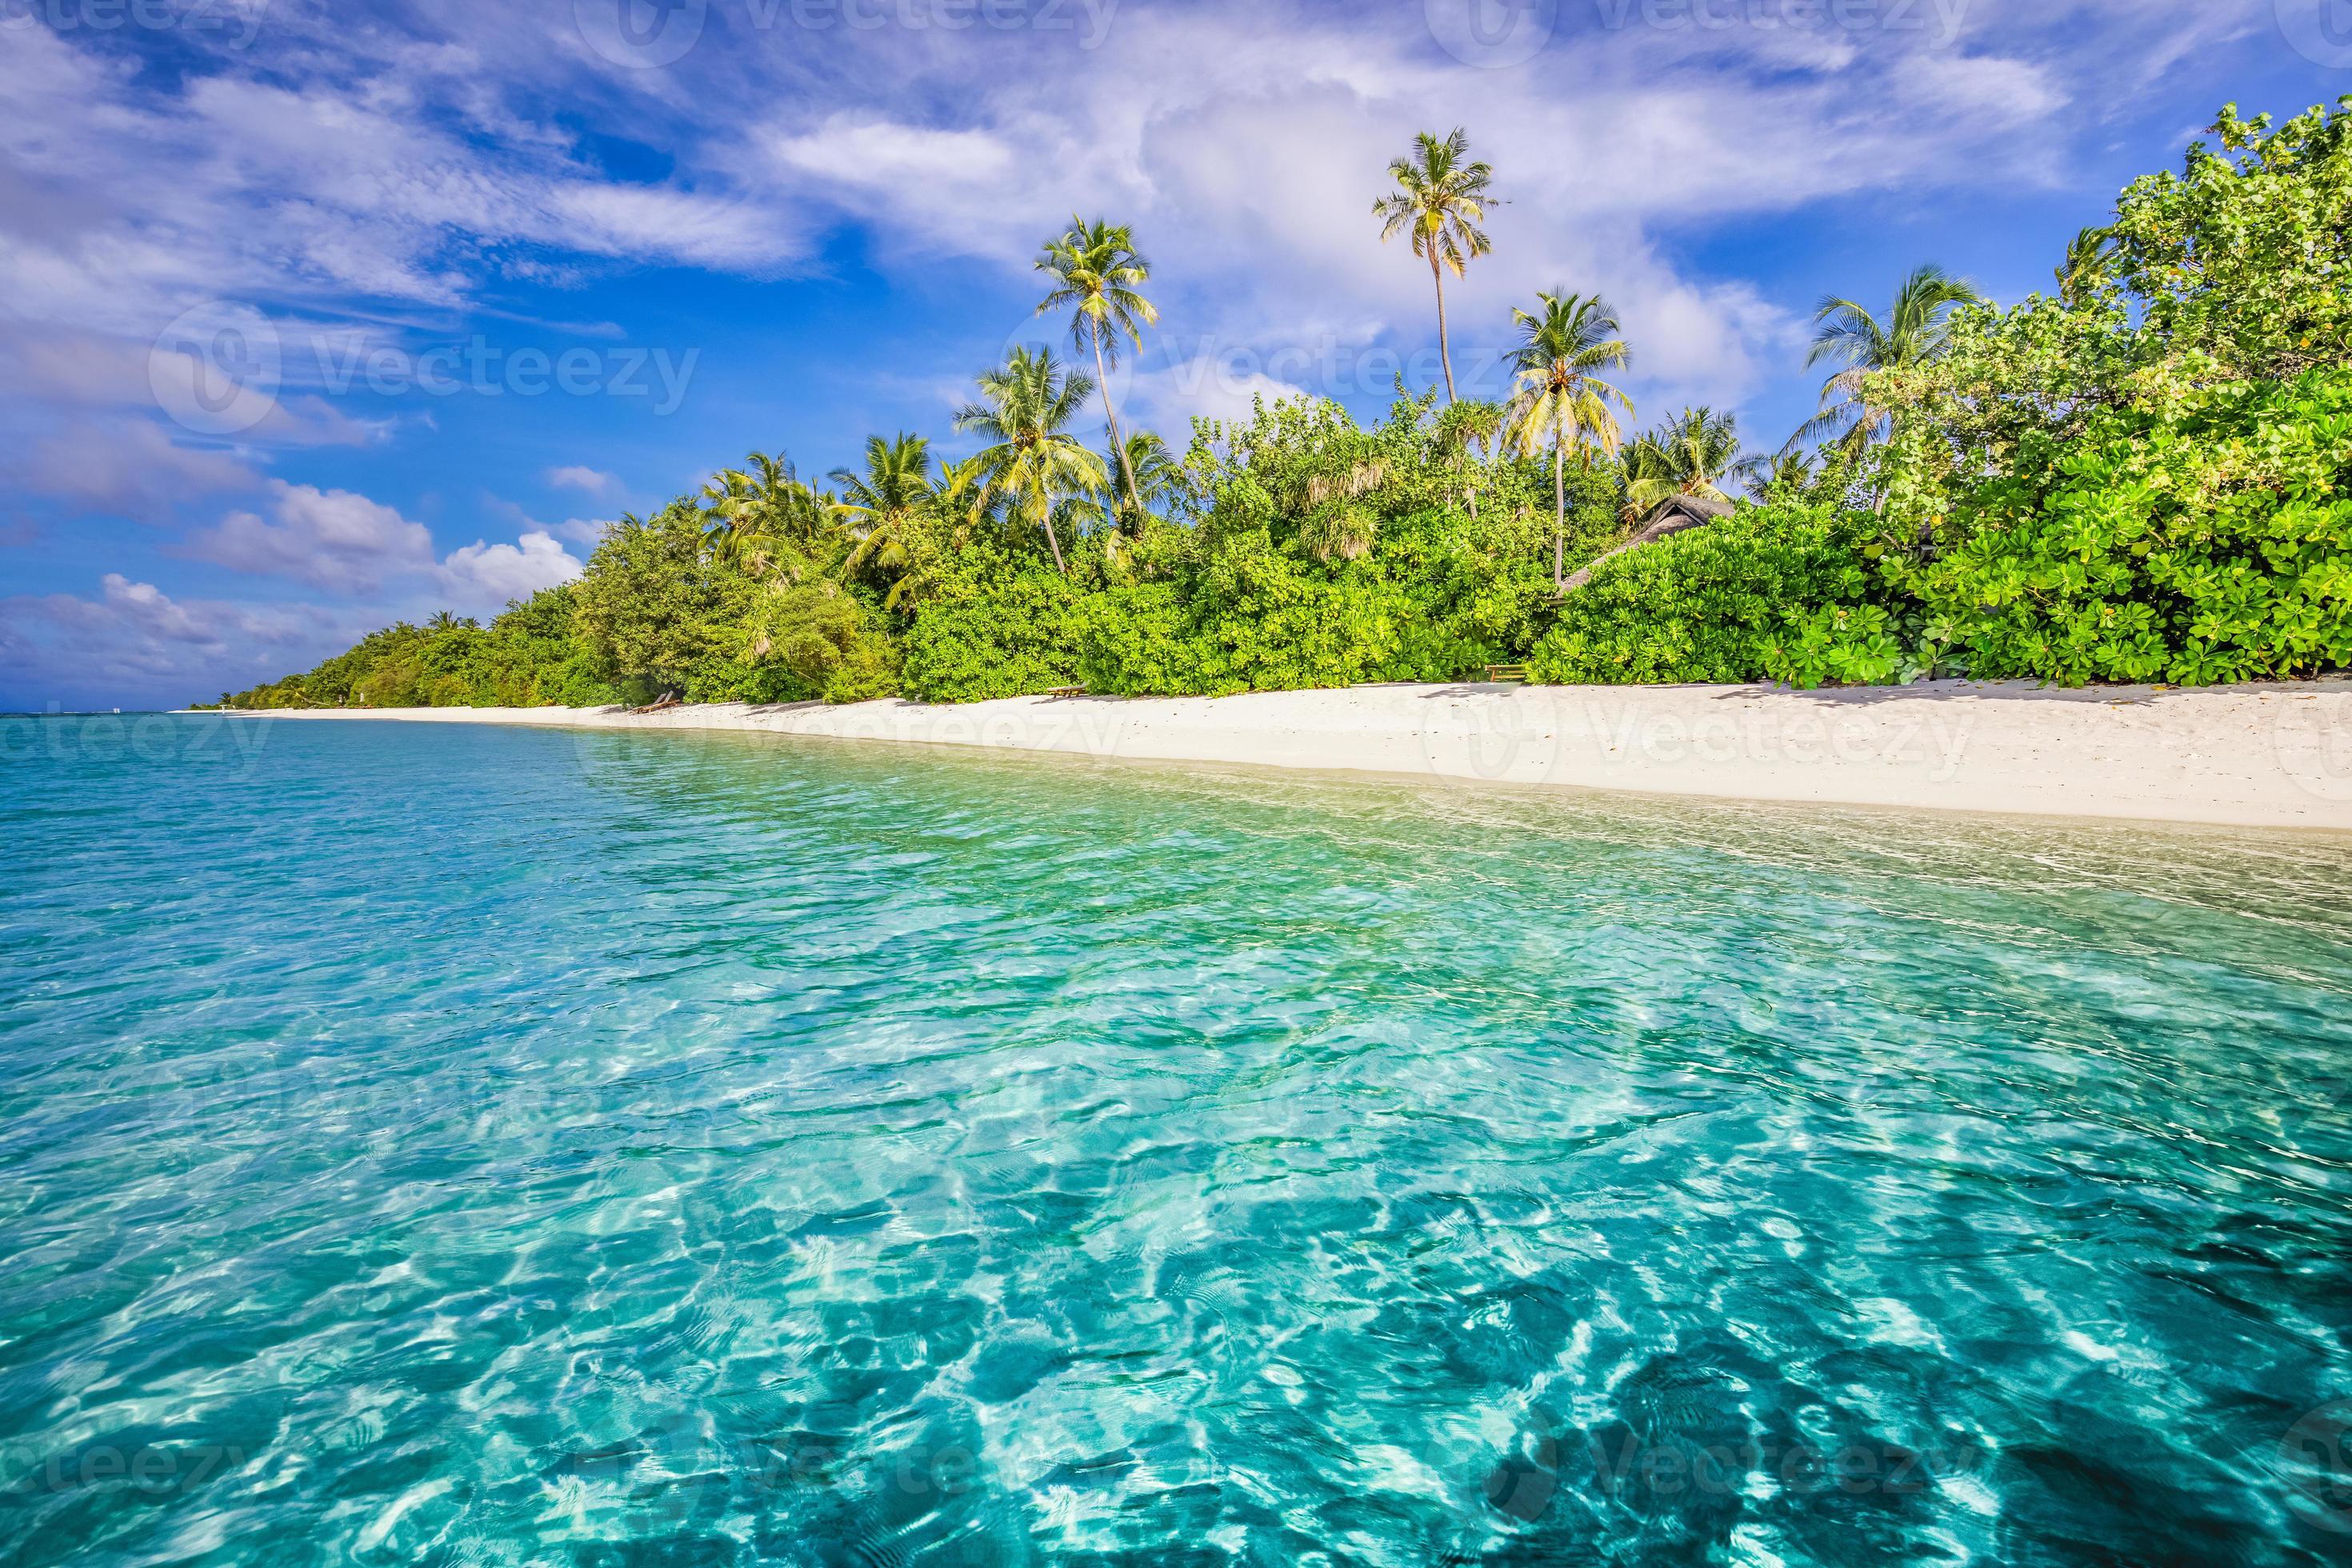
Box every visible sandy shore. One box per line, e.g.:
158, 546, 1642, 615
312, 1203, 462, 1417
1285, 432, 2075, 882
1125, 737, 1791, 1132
221, 678, 2352, 831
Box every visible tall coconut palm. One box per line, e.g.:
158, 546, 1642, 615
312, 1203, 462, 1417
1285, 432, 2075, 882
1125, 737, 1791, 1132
1373, 127, 1496, 404
1502, 291, 1634, 590
834, 433, 933, 606
1621, 406, 1741, 520
2055, 225, 2118, 307
1036, 218, 1158, 511
1799, 265, 1983, 458
953, 346, 1108, 574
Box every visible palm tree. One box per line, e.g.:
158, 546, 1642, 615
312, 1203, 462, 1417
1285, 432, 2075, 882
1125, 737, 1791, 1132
2055, 226, 2118, 306
1373, 128, 1496, 404
931, 454, 998, 539
1502, 291, 1634, 590
1621, 406, 1741, 520
833, 433, 933, 606
1799, 264, 1983, 458
1036, 218, 1158, 511
749, 450, 834, 546
1108, 429, 1182, 529
702, 450, 831, 574
1434, 397, 1503, 517
699, 466, 760, 559
953, 346, 1109, 574
1727, 443, 1819, 498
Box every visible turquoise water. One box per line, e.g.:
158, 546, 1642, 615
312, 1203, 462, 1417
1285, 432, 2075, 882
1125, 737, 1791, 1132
5, 714, 2352, 1566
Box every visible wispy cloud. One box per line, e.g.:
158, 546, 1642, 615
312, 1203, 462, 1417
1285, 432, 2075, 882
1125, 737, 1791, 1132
546, 464, 621, 495
0, 0, 2273, 707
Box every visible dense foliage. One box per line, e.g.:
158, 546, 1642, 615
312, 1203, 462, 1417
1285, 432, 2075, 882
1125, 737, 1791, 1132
1898, 370, 2352, 685
1528, 502, 1899, 687
214, 102, 2352, 710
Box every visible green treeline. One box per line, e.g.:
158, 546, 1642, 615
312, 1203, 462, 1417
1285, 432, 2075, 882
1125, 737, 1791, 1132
212, 102, 2352, 711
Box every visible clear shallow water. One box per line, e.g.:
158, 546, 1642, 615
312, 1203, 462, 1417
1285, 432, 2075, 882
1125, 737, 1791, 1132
5, 714, 2352, 1566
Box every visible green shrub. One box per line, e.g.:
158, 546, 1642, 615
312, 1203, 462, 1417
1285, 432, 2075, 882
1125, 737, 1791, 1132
744, 582, 901, 703
899, 569, 1082, 702
1899, 369, 2352, 685
1527, 501, 1886, 686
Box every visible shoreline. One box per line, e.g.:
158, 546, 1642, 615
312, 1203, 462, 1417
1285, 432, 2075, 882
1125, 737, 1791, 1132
203, 678, 2352, 832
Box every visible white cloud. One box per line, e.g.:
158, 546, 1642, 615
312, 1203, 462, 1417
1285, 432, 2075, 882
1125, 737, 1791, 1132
435, 528, 584, 610
186, 480, 437, 594
1129, 356, 1315, 432
546, 464, 619, 495
762, 116, 1018, 192
1893, 52, 2067, 126
0, 0, 2271, 686
546, 181, 798, 270
179, 478, 590, 608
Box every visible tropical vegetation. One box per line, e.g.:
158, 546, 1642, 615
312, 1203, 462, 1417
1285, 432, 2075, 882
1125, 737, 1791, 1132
210, 102, 2352, 711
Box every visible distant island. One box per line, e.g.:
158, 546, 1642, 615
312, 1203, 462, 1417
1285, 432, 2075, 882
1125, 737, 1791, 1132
206, 105, 2352, 718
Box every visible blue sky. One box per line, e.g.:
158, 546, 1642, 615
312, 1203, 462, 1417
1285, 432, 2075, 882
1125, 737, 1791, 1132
1, 0, 2344, 709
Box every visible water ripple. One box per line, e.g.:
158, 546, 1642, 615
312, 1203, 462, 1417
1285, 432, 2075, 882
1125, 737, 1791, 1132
2, 716, 2350, 1564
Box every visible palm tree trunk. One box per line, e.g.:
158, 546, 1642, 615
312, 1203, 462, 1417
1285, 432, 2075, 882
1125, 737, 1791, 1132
1040, 506, 1068, 575
1552, 434, 1566, 590
1430, 253, 1457, 404
1092, 335, 1140, 513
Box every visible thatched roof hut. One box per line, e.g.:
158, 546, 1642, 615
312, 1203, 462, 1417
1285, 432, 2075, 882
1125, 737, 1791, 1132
1558, 493, 1733, 593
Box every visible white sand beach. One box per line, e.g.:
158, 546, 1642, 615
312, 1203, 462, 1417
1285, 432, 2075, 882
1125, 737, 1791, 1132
227, 678, 2352, 831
